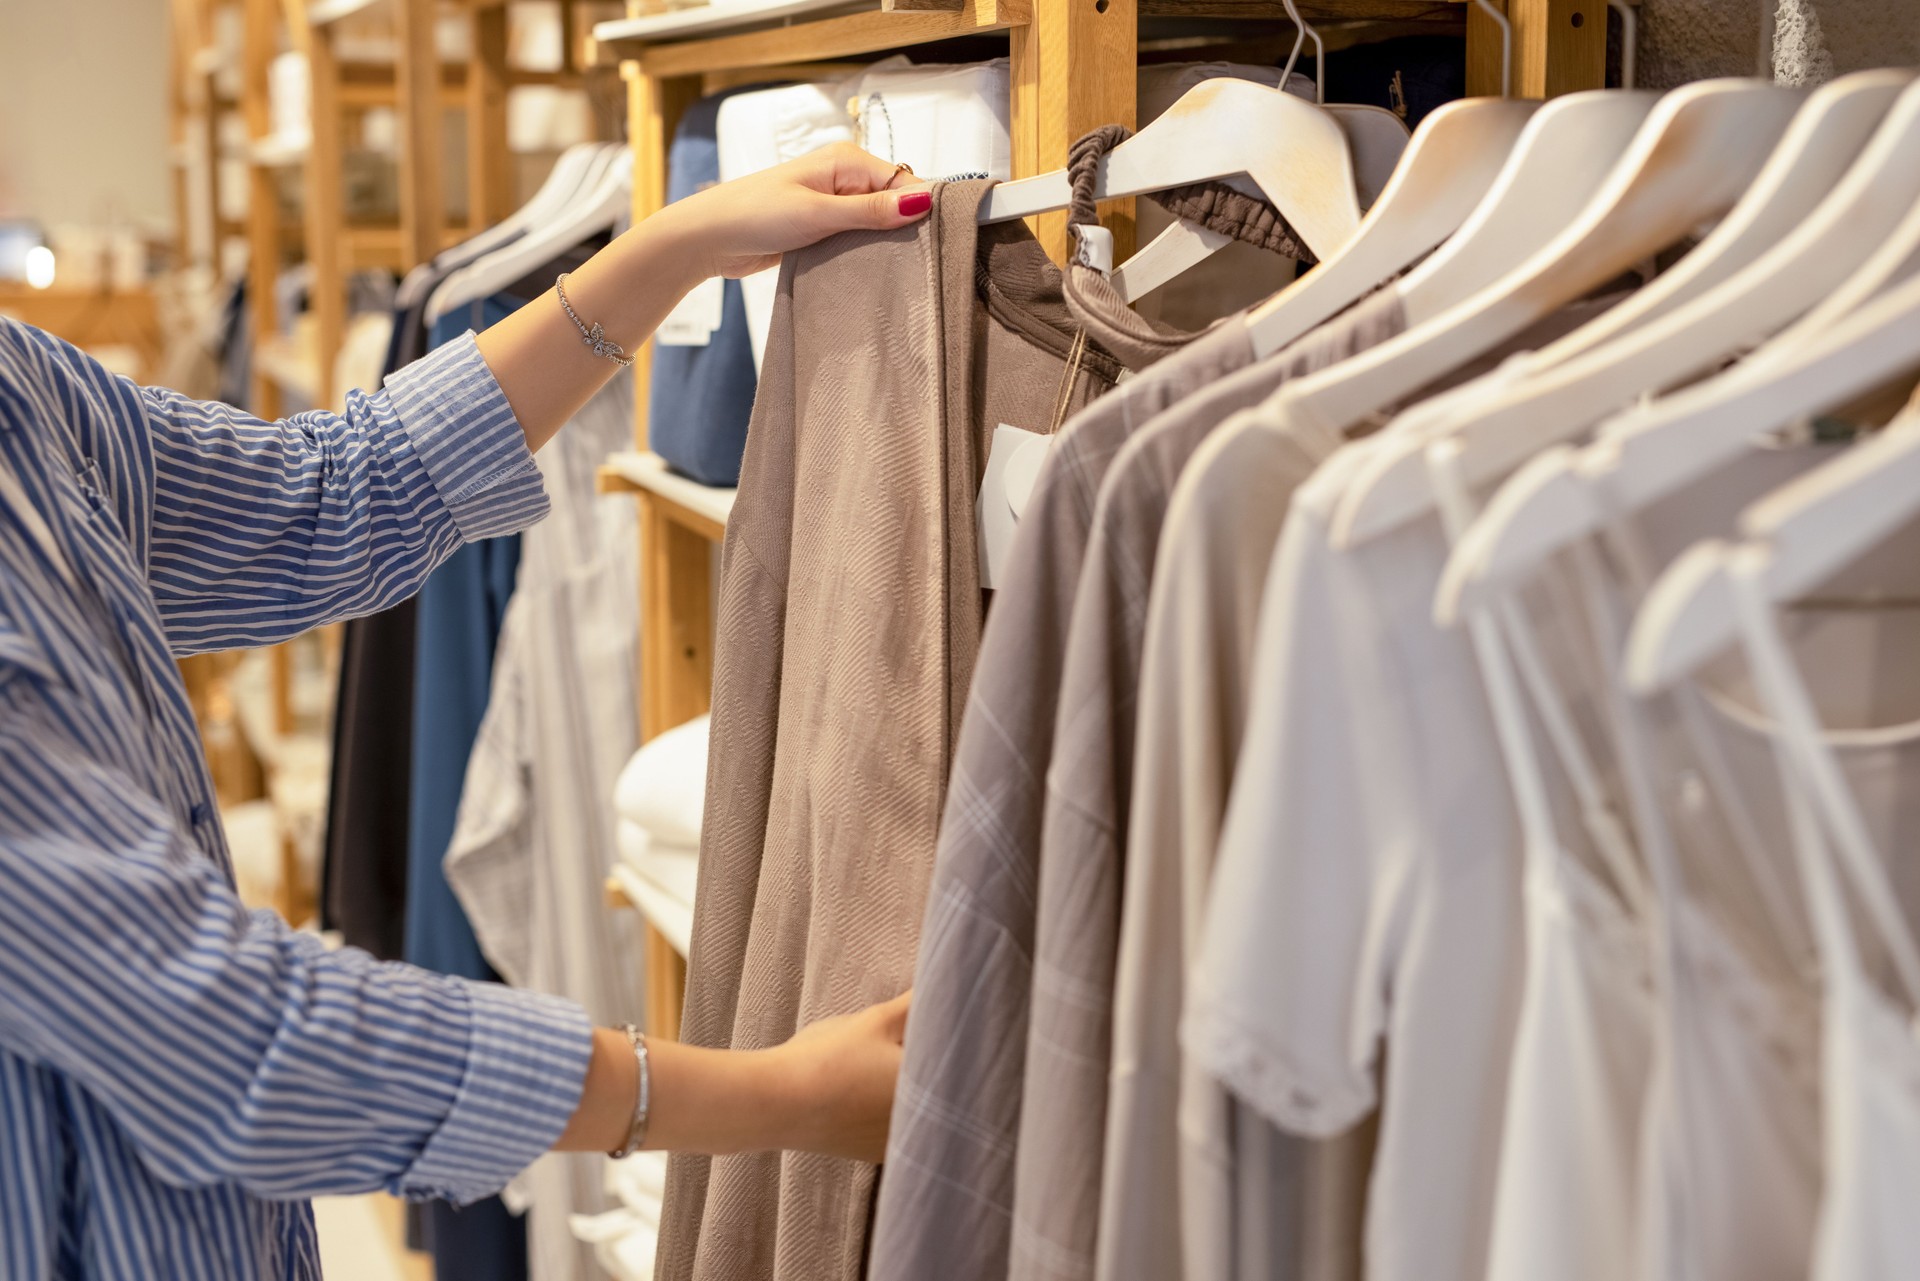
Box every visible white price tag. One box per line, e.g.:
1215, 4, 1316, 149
977, 423, 1054, 590
655, 275, 725, 347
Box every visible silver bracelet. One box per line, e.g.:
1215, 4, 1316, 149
556, 272, 635, 368
608, 1023, 652, 1158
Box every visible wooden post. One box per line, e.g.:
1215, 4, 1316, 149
1468, 0, 1608, 99
397, 0, 447, 268
286, 0, 345, 409
1027, 0, 1135, 262
468, 4, 513, 236
243, 0, 284, 419
626, 67, 702, 452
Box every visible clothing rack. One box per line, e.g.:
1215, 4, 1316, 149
593, 0, 1615, 1045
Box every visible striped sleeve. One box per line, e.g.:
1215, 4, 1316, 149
0, 701, 592, 1206
136, 332, 547, 654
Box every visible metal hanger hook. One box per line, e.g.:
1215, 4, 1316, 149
1276, 0, 1327, 105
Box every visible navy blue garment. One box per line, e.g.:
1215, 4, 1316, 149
648, 87, 762, 487
406, 298, 531, 1281
1303, 34, 1465, 129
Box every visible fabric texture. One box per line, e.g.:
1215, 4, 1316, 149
656, 180, 1123, 1281
1099, 406, 1365, 1281
868, 315, 1262, 1281
444, 367, 646, 1281
1013, 289, 1407, 1281
0, 317, 587, 1281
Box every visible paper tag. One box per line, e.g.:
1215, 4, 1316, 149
978, 424, 1053, 590
655, 275, 724, 347
1073, 224, 1115, 276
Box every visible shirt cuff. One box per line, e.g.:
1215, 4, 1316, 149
382, 331, 550, 543
395, 979, 594, 1205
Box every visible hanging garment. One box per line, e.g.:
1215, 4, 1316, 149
1183, 434, 1526, 1281
444, 368, 645, 1281
649, 88, 762, 487
1724, 578, 1920, 1281
1099, 402, 1381, 1281
1013, 311, 1400, 1281
1175, 287, 1638, 1281
871, 276, 1362, 1281
656, 180, 1128, 1281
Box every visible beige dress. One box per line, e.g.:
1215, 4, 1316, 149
654, 180, 1123, 1281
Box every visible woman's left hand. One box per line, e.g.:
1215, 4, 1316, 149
654, 142, 934, 281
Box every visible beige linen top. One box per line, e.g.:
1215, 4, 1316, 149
1009, 289, 1409, 1281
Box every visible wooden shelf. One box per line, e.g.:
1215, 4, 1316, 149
596, 0, 1023, 74
593, 0, 870, 48
598, 451, 736, 535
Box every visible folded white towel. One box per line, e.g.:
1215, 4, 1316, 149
612, 714, 710, 848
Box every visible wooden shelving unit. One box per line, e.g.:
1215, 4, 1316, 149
593, 0, 1609, 1043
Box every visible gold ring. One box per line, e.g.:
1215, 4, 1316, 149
889, 161, 916, 187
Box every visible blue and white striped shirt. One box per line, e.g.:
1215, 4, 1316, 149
0, 317, 593, 1280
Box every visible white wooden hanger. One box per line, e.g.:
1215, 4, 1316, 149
1231, 96, 1539, 356
1262, 79, 1801, 460
1367, 89, 1656, 338
1109, 104, 1410, 305
977, 75, 1363, 262
443, 142, 610, 270
1624, 329, 1920, 697
1107, 7, 1409, 306
399, 144, 613, 311
1347, 72, 1909, 555
426, 147, 634, 325
1438, 133, 1920, 624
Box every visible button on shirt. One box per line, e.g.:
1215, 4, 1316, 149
0, 318, 592, 1281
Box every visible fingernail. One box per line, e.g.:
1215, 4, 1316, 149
898, 190, 932, 217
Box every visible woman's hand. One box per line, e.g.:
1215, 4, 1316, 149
765, 990, 912, 1163
653, 142, 935, 280
475, 143, 930, 455
553, 991, 912, 1164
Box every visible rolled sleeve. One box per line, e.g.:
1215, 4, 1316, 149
398, 980, 593, 1205
384, 331, 550, 544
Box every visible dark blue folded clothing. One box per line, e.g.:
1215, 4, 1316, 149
649, 86, 767, 488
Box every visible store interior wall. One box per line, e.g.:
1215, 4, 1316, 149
0, 0, 172, 233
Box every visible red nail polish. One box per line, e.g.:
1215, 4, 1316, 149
898, 190, 932, 217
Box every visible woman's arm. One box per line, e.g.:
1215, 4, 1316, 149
16, 146, 928, 654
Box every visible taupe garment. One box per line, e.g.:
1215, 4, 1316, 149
868, 317, 1262, 1281
655, 180, 1124, 1281
1101, 407, 1369, 1281
869, 134, 1311, 1281
1010, 287, 1409, 1281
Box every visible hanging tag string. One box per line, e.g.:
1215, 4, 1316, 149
1047, 329, 1089, 436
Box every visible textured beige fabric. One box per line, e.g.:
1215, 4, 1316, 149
654, 180, 1122, 1281
870, 317, 1262, 1281
1101, 408, 1366, 1281
1010, 288, 1409, 1281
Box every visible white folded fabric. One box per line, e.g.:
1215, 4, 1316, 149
612, 713, 710, 847
844, 56, 1013, 182
614, 825, 698, 959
